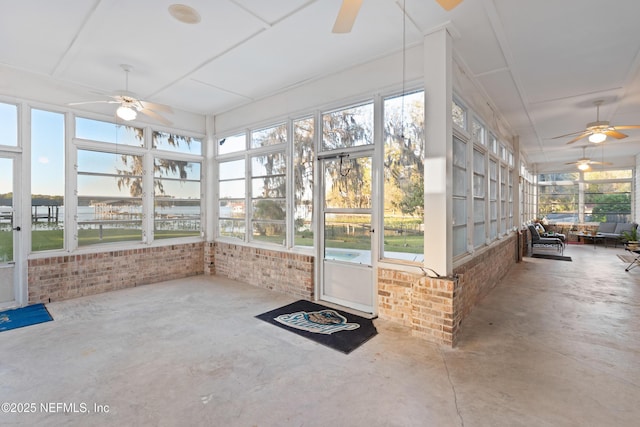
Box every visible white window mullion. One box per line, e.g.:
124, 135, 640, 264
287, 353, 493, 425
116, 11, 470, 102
143, 127, 154, 244
67, 112, 78, 252
245, 150, 251, 243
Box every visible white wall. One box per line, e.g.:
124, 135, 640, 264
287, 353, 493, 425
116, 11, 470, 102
0, 65, 206, 135
213, 44, 424, 135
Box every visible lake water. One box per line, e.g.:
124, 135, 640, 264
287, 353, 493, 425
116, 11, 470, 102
31, 205, 200, 229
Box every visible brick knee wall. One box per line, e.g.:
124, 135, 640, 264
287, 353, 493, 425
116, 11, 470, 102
378, 269, 456, 345
378, 233, 518, 347
452, 233, 518, 325
28, 242, 204, 303
207, 242, 314, 299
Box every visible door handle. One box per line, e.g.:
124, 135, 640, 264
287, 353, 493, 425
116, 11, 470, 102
12, 226, 20, 231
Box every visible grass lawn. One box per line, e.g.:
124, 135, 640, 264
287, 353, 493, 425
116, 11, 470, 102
4, 227, 424, 256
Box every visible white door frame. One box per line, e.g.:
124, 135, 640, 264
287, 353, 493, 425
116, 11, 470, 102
317, 146, 377, 314
0, 152, 24, 309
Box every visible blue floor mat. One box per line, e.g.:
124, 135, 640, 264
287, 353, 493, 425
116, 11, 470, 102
0, 303, 53, 332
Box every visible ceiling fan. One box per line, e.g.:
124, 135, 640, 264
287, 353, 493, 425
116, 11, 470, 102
332, 0, 463, 33
565, 146, 612, 171
552, 100, 640, 145
68, 64, 173, 125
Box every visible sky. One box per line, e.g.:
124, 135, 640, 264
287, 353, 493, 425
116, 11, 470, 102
0, 103, 18, 194
1, 107, 200, 199
31, 109, 65, 196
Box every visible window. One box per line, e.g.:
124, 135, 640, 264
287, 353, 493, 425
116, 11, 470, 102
76, 118, 142, 146
489, 159, 498, 239
0, 103, 18, 147
31, 109, 64, 251
452, 98, 466, 130
583, 170, 632, 223
537, 173, 579, 223
473, 148, 486, 247
250, 125, 287, 245
153, 130, 202, 155
471, 117, 485, 146
75, 119, 203, 246
452, 136, 467, 257
507, 167, 514, 229
218, 158, 246, 240
154, 159, 201, 240
251, 151, 286, 245
489, 133, 498, 154
0, 158, 11, 262
500, 165, 507, 234
77, 150, 143, 246
152, 132, 202, 239
293, 117, 314, 248
218, 133, 245, 155
383, 91, 425, 261
217, 125, 287, 245
322, 103, 373, 150
251, 123, 286, 149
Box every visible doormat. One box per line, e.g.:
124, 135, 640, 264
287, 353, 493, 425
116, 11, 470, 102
256, 300, 377, 354
0, 303, 53, 332
531, 254, 572, 261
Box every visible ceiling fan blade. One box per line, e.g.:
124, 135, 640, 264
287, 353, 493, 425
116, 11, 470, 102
551, 130, 586, 139
590, 161, 613, 166
436, 0, 464, 11
68, 100, 117, 106
332, 0, 363, 33
139, 108, 172, 126
139, 100, 173, 113
564, 161, 578, 165
612, 125, 640, 130
565, 131, 591, 144
604, 130, 627, 139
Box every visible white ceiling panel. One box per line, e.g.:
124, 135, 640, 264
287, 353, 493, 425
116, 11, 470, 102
2, 0, 640, 172
0, 0, 98, 74
191, 0, 412, 107
494, 0, 640, 104
153, 78, 252, 115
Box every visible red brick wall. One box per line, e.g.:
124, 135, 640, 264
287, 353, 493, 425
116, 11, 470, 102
208, 242, 314, 299
378, 233, 518, 346
28, 242, 204, 303
378, 269, 457, 345
452, 233, 518, 327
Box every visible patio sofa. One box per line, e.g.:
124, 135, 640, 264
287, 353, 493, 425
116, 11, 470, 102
595, 222, 637, 247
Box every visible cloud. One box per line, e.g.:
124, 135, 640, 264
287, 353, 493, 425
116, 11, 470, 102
38, 156, 49, 164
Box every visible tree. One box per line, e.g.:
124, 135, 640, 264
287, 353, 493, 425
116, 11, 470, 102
588, 193, 631, 222
322, 105, 373, 209
293, 118, 314, 230
383, 95, 424, 222
115, 129, 193, 197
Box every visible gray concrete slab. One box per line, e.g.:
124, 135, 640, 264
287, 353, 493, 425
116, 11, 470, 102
0, 243, 638, 426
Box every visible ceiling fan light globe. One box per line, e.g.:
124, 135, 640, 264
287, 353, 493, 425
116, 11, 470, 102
577, 162, 590, 171
116, 105, 137, 121
588, 132, 606, 143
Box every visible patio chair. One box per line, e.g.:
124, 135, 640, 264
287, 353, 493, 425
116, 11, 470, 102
527, 224, 564, 255
535, 223, 566, 242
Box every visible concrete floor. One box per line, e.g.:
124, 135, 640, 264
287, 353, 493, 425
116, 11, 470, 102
1, 243, 639, 426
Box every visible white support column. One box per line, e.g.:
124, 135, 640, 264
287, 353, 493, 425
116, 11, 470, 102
205, 115, 216, 242
143, 127, 154, 244
512, 135, 521, 228
423, 28, 453, 276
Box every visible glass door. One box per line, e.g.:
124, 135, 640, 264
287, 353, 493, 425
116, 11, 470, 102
319, 153, 375, 313
0, 156, 17, 306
